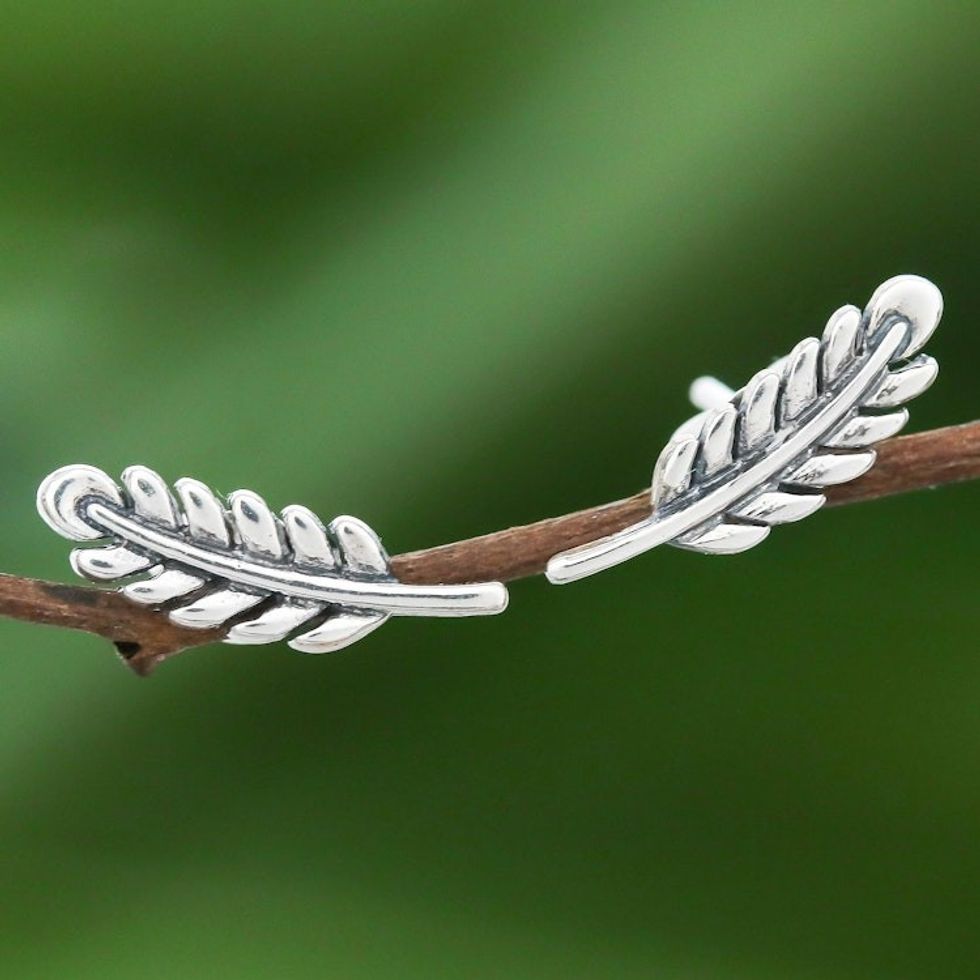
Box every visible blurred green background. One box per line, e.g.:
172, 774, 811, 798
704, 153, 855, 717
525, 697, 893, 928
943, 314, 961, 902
1, 2, 978, 977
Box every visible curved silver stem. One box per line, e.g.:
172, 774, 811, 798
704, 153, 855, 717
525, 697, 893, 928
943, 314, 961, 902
88, 503, 507, 616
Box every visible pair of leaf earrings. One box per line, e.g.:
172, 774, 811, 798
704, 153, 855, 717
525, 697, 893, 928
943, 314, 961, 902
38, 275, 943, 653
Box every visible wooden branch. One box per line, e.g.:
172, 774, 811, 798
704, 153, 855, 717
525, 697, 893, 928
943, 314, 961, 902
2, 421, 978, 675
0, 575, 223, 676
393, 419, 980, 585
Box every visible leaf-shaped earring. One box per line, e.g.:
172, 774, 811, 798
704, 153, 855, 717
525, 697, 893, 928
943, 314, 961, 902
546, 275, 942, 583
37, 467, 508, 652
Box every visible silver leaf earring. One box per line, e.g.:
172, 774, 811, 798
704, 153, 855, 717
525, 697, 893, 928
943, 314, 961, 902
37, 466, 508, 652
546, 275, 942, 584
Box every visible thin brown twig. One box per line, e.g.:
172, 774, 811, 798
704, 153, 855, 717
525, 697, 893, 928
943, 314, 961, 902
393, 419, 980, 584
1, 420, 978, 675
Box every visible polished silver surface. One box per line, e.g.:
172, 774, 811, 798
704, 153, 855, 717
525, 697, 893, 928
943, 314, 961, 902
38, 466, 508, 653
547, 275, 943, 584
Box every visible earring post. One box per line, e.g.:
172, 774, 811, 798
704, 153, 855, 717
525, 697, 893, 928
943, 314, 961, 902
688, 376, 736, 411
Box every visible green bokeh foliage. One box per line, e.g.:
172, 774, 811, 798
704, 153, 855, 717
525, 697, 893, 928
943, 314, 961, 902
1, 2, 978, 977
